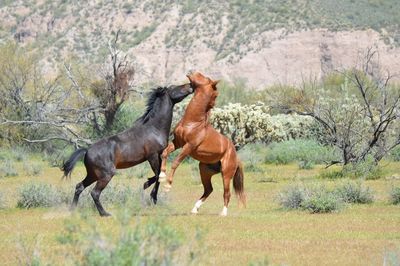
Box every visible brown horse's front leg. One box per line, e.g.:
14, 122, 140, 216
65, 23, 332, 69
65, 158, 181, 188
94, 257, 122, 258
159, 142, 176, 182
164, 144, 192, 191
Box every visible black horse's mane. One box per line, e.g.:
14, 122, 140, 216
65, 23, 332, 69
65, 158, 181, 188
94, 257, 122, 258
138, 86, 168, 123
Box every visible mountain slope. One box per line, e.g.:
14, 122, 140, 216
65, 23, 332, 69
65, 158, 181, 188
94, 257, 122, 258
0, 0, 399, 87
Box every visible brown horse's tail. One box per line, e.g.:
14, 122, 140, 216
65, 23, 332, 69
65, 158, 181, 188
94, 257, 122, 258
233, 161, 246, 207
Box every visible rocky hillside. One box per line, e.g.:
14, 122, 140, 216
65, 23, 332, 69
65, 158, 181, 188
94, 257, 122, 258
0, 0, 399, 87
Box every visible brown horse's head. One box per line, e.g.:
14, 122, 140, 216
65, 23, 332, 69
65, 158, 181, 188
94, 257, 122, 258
186, 71, 219, 109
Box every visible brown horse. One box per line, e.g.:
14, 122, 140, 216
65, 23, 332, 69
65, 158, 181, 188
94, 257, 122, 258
159, 71, 246, 216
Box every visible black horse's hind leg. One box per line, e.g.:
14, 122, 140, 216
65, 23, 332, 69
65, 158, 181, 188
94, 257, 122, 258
91, 178, 113, 217
146, 153, 161, 204
71, 175, 96, 210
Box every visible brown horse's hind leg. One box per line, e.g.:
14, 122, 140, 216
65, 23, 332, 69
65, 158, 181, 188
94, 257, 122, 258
159, 142, 175, 182
220, 161, 237, 216
164, 144, 192, 191
71, 175, 96, 210
91, 177, 113, 217
191, 163, 218, 214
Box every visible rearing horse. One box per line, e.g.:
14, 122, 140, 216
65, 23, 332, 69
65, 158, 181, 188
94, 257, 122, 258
159, 71, 246, 216
61, 84, 193, 216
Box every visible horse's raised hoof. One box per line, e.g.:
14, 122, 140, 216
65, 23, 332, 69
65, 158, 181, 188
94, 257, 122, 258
191, 208, 198, 214
159, 171, 167, 182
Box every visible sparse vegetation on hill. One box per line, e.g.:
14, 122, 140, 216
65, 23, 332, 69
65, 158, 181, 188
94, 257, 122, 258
0, 0, 399, 63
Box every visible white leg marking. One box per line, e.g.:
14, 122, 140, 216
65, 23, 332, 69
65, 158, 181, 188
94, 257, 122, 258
220, 206, 228, 216
191, 200, 203, 214
159, 171, 167, 182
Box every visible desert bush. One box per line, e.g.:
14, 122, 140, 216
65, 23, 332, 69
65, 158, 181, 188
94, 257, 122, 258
59, 211, 205, 265
389, 146, 400, 162
277, 184, 308, 209
334, 181, 374, 204
238, 143, 266, 172
0, 159, 18, 177
23, 161, 42, 176
17, 182, 60, 208
211, 102, 316, 148
342, 156, 384, 180
301, 188, 343, 213
278, 183, 343, 213
389, 186, 400, 205
265, 139, 339, 166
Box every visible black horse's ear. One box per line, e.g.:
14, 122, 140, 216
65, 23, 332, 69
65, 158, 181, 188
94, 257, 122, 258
211, 80, 220, 90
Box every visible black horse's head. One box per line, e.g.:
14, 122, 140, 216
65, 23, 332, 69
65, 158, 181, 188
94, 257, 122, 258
167, 83, 193, 104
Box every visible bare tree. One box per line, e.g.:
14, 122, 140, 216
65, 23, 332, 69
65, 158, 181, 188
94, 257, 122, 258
90, 30, 136, 133
274, 48, 400, 166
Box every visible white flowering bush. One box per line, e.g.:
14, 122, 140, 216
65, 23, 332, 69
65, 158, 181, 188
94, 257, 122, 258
210, 102, 315, 147
173, 101, 316, 148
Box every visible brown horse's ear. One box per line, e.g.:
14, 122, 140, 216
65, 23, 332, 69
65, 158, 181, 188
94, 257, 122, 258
212, 80, 220, 90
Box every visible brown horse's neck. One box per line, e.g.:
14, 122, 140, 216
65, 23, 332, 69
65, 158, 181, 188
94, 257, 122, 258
182, 91, 212, 124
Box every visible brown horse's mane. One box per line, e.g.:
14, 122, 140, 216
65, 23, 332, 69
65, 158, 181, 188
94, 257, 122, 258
139, 87, 167, 123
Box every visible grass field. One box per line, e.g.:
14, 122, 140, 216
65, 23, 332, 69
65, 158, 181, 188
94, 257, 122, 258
0, 159, 399, 265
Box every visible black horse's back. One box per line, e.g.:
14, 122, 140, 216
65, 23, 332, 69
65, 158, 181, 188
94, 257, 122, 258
61, 148, 88, 178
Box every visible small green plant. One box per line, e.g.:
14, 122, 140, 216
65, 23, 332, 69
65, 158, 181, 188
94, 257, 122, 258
298, 160, 314, 170
0, 159, 18, 177
0, 192, 5, 209
334, 181, 374, 204
17, 182, 59, 208
318, 170, 345, 179
389, 186, 400, 205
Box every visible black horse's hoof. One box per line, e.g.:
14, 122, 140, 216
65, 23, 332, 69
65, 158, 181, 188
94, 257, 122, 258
143, 181, 150, 190
100, 212, 112, 217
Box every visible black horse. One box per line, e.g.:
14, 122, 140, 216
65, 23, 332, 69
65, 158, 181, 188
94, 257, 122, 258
61, 83, 193, 216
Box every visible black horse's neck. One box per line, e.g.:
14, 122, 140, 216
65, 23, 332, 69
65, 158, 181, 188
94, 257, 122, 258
139, 89, 174, 134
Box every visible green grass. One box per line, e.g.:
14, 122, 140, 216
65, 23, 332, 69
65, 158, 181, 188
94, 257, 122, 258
0, 160, 399, 265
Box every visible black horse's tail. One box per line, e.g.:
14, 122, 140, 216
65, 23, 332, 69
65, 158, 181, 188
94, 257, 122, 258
61, 148, 87, 179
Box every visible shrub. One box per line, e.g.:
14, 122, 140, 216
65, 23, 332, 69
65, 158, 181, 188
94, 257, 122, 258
301, 187, 343, 213
265, 139, 339, 166
334, 181, 374, 204
0, 159, 18, 177
389, 146, 400, 161
23, 162, 42, 176
17, 182, 59, 208
59, 212, 205, 265
238, 143, 266, 172
342, 156, 384, 180
389, 186, 400, 205
278, 183, 343, 213
277, 184, 308, 209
